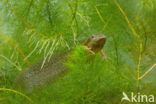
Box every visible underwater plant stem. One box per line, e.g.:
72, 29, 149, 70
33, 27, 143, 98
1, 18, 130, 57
0, 55, 22, 71
68, 0, 79, 44
136, 43, 143, 92
113, 0, 139, 38
0, 88, 33, 103
113, 0, 145, 92
139, 63, 156, 80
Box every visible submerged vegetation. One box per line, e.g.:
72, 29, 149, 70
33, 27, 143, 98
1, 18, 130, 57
0, 0, 156, 104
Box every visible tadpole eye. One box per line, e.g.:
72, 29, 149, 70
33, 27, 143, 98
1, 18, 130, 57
91, 35, 95, 38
